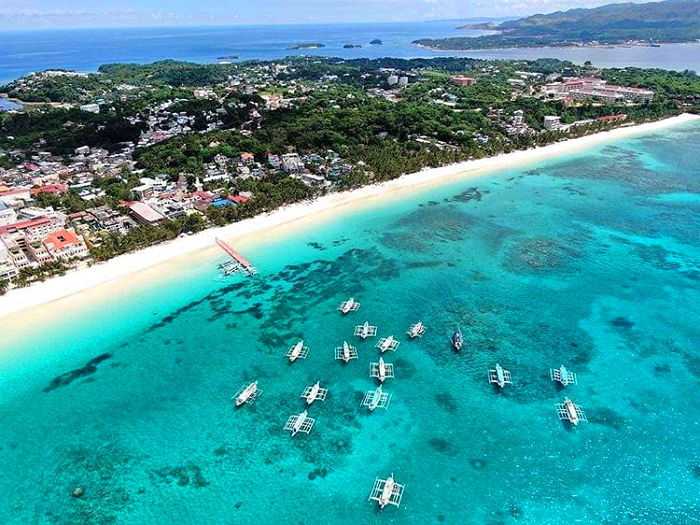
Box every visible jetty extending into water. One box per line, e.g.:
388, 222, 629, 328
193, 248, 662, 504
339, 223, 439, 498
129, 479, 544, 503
216, 237, 257, 276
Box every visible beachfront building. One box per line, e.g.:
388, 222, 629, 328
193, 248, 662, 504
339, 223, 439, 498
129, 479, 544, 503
125, 201, 167, 226
0, 215, 65, 242
0, 241, 18, 281
544, 77, 654, 103
281, 153, 304, 175
43, 229, 89, 260
543, 116, 563, 131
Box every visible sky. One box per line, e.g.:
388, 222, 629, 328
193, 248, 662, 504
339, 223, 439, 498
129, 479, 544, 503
0, 0, 656, 29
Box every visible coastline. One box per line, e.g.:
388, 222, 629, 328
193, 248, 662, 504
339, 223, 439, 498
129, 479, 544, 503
0, 112, 697, 321
413, 41, 700, 53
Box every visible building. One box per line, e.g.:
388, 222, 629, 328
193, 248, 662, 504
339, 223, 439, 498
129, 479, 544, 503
451, 75, 476, 86
512, 110, 524, 126
43, 229, 89, 260
130, 183, 154, 200
125, 201, 167, 225
0, 241, 18, 281
543, 116, 562, 131
281, 153, 304, 175
0, 201, 17, 227
80, 103, 100, 113
545, 77, 654, 103
387, 75, 399, 86
0, 215, 65, 242
397, 76, 409, 88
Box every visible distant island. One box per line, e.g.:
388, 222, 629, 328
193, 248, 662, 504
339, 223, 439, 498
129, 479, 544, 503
370, 39, 383, 45
415, 0, 700, 50
343, 44, 362, 49
216, 55, 239, 60
287, 43, 325, 50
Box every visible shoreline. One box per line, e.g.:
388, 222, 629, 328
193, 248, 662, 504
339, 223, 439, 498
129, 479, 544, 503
0, 113, 697, 321
413, 41, 700, 53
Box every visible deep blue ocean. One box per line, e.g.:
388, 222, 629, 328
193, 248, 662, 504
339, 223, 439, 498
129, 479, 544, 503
1, 121, 699, 524
0, 21, 699, 84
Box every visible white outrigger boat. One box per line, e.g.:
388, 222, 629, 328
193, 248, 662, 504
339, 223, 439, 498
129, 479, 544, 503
335, 341, 359, 363
557, 398, 587, 426
354, 321, 378, 340
338, 297, 360, 314
301, 381, 328, 405
488, 363, 512, 389
369, 357, 394, 383
369, 473, 404, 509
376, 335, 400, 353
550, 365, 577, 386
286, 340, 309, 362
232, 381, 261, 407
283, 410, 315, 436
407, 321, 426, 339
361, 385, 392, 411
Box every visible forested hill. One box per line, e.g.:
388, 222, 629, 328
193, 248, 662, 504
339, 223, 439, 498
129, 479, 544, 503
414, 0, 700, 50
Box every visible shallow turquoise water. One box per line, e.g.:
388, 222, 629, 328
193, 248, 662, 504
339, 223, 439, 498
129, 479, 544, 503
1, 122, 699, 525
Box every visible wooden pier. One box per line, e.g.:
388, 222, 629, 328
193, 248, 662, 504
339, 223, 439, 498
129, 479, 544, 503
216, 237, 257, 276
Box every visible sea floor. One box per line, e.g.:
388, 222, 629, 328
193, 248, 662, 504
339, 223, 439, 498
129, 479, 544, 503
1, 122, 699, 525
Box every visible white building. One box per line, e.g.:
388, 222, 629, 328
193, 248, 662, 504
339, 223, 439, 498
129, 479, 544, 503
543, 115, 562, 131
0, 201, 17, 227
79, 103, 100, 114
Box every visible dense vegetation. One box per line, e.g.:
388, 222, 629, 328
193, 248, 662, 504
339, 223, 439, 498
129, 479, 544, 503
415, 0, 700, 49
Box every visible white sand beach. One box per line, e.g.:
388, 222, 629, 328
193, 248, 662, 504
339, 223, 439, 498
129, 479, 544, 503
0, 113, 697, 321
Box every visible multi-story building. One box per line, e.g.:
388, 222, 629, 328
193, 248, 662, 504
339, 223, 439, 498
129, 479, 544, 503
544, 77, 654, 103
0, 201, 17, 226
43, 229, 89, 260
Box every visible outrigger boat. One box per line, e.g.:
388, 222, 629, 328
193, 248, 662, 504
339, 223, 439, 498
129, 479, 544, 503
488, 363, 512, 389
232, 381, 261, 407
550, 365, 577, 386
376, 335, 400, 353
354, 321, 378, 340
283, 410, 315, 436
407, 321, 426, 339
557, 397, 587, 426
361, 385, 392, 411
369, 357, 395, 383
338, 297, 360, 314
369, 473, 405, 509
451, 330, 463, 352
286, 340, 309, 362
335, 341, 359, 363
301, 381, 328, 405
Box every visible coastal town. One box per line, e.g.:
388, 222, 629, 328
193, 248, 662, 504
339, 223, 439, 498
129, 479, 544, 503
1, 55, 695, 293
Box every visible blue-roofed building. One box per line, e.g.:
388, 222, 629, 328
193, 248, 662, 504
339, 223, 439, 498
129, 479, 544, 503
211, 198, 236, 208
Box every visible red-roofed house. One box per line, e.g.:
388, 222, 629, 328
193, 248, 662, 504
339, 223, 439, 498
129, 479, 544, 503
31, 184, 69, 196
227, 195, 250, 204
43, 228, 89, 260
0, 215, 64, 241
240, 152, 255, 164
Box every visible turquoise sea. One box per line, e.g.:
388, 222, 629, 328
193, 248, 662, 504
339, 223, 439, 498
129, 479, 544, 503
1, 121, 700, 524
